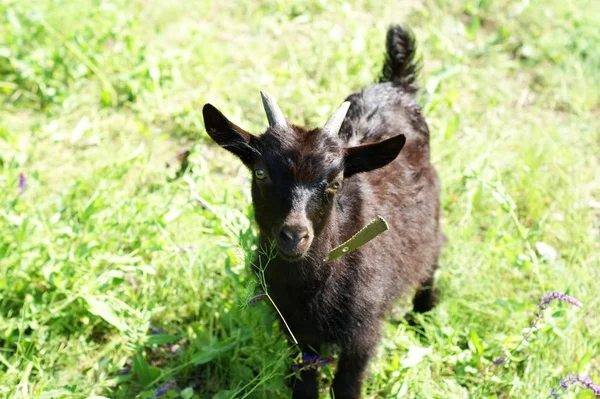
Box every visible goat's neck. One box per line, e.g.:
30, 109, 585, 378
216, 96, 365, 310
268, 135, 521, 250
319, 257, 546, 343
314, 205, 343, 258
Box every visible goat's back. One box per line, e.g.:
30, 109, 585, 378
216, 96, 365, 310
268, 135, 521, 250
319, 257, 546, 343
334, 81, 442, 311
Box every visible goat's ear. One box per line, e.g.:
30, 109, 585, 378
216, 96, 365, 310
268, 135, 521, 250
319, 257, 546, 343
343, 134, 406, 178
202, 104, 257, 167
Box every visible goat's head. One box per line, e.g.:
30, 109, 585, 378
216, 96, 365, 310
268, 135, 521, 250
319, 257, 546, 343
202, 92, 405, 262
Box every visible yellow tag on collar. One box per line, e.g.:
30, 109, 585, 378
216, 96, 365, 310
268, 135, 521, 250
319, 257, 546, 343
323, 215, 389, 262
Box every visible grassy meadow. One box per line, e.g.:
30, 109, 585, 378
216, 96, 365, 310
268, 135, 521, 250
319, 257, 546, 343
1, 0, 599, 398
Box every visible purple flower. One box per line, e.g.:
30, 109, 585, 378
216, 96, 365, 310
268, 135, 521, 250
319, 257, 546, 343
567, 374, 600, 395
526, 292, 581, 343
492, 357, 505, 365
549, 374, 600, 397
292, 352, 334, 370
18, 173, 26, 194
559, 380, 568, 389
247, 293, 267, 305
155, 380, 176, 397
538, 292, 582, 310
527, 292, 582, 341
491, 291, 583, 371
149, 326, 162, 335
119, 367, 130, 375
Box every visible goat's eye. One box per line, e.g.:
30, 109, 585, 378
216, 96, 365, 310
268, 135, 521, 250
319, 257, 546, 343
255, 169, 266, 180
330, 182, 340, 190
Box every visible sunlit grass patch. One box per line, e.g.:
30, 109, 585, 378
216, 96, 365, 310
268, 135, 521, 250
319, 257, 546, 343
1, 0, 599, 397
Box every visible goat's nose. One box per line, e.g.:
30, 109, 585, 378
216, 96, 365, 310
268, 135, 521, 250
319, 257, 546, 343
279, 225, 309, 247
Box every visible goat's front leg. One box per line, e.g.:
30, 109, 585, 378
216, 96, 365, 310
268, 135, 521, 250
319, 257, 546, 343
290, 346, 319, 399
331, 328, 379, 399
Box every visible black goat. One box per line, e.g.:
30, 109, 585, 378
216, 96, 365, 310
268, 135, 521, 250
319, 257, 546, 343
202, 25, 443, 399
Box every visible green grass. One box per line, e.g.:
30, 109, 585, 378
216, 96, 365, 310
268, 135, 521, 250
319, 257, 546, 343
1, 0, 599, 398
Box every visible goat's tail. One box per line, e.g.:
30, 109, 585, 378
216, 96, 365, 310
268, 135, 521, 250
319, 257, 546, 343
379, 25, 419, 90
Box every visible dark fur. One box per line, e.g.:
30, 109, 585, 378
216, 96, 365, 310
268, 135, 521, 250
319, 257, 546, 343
202, 25, 443, 399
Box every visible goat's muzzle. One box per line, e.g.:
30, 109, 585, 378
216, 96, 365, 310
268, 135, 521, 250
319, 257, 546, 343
275, 223, 312, 261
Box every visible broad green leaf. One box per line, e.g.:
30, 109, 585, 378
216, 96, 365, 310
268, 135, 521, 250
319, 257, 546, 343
469, 330, 484, 354
84, 296, 127, 331
133, 351, 151, 386
180, 387, 194, 399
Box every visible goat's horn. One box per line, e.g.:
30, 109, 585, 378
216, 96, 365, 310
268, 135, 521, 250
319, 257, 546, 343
260, 91, 287, 128
322, 101, 351, 137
